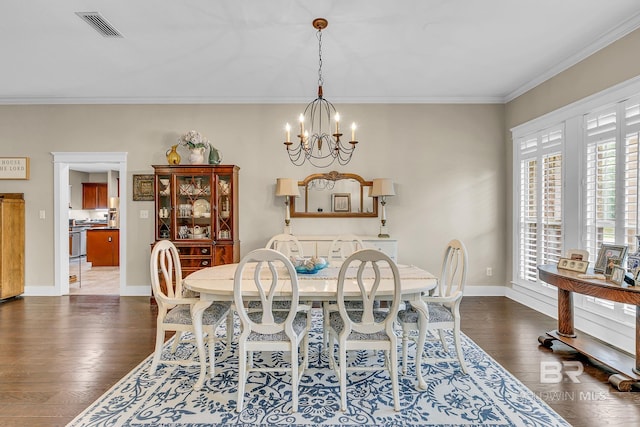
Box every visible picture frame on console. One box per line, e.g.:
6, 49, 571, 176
611, 266, 626, 285
557, 257, 589, 273
594, 244, 627, 273
332, 193, 351, 213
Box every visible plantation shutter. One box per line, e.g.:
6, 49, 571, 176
517, 128, 563, 284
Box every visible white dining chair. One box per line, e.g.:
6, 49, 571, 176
149, 240, 231, 376
234, 248, 312, 413
265, 233, 305, 258
327, 249, 402, 412
397, 239, 469, 375
322, 234, 366, 351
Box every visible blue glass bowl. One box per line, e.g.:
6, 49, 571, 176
295, 263, 327, 274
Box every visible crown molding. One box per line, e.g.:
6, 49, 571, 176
504, 11, 640, 103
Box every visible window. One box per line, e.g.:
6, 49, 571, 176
514, 95, 640, 321
516, 127, 563, 286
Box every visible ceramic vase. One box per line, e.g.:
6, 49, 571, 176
188, 147, 206, 164
165, 144, 181, 165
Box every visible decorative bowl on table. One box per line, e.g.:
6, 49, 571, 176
292, 256, 328, 274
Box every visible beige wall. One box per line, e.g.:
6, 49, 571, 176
505, 28, 640, 280
0, 103, 505, 292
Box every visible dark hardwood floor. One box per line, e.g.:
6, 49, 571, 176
0, 296, 639, 426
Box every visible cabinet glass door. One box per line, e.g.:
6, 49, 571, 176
156, 175, 172, 239
216, 174, 232, 240
175, 173, 212, 241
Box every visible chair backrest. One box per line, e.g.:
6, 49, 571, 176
150, 239, 184, 306
437, 239, 468, 298
336, 249, 401, 336
234, 248, 300, 337
328, 234, 365, 264
265, 233, 304, 258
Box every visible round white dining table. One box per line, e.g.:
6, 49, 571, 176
183, 262, 437, 390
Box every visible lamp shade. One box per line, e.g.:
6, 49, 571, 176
275, 178, 300, 197
370, 178, 395, 197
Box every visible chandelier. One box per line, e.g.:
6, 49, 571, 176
284, 18, 358, 168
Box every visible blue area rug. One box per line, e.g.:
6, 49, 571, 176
67, 310, 569, 426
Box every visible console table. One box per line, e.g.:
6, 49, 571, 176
294, 235, 398, 261
537, 264, 640, 391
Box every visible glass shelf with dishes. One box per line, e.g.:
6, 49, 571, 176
156, 174, 172, 239
217, 176, 232, 240
175, 174, 212, 241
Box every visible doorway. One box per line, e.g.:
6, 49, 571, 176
52, 152, 127, 296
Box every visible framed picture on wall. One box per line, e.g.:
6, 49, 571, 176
332, 193, 351, 212
133, 174, 155, 201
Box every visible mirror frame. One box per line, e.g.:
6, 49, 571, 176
289, 171, 378, 218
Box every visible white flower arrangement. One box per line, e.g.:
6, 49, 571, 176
179, 130, 209, 149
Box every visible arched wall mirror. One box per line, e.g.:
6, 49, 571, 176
290, 171, 378, 218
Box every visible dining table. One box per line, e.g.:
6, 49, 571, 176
183, 261, 438, 391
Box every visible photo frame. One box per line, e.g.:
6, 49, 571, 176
605, 256, 622, 277
133, 174, 155, 201
594, 244, 628, 273
611, 266, 626, 285
566, 248, 589, 261
557, 257, 589, 273
332, 193, 351, 213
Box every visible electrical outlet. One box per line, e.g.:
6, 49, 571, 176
39, 210, 46, 219
486, 267, 493, 277
140, 210, 149, 219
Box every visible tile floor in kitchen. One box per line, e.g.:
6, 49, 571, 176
68, 256, 120, 295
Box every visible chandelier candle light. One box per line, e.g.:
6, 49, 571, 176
284, 18, 358, 168
275, 178, 300, 234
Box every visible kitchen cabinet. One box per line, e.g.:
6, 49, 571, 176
82, 183, 108, 209
151, 164, 240, 282
86, 228, 119, 266
0, 193, 25, 300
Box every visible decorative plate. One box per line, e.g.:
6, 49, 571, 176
193, 199, 209, 217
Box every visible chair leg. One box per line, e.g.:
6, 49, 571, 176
150, 327, 165, 374
236, 342, 246, 413
390, 340, 401, 411
322, 302, 330, 354
207, 329, 216, 378
339, 344, 347, 412
453, 323, 468, 374
171, 331, 183, 353
401, 325, 409, 375
226, 310, 234, 347
291, 346, 299, 413
438, 329, 448, 354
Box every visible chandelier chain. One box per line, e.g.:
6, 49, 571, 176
317, 28, 323, 88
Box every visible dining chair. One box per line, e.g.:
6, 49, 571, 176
234, 248, 312, 413
397, 239, 469, 375
149, 240, 231, 376
322, 234, 366, 351
327, 249, 402, 412
265, 233, 305, 258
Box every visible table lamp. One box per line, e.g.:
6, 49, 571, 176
275, 178, 300, 234
371, 178, 395, 238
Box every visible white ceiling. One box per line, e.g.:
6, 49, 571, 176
3, 0, 640, 105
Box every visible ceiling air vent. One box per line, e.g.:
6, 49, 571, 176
75, 12, 123, 38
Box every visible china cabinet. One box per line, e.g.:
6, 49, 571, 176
0, 193, 25, 300
152, 165, 240, 280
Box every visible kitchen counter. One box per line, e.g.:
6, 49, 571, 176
86, 228, 119, 266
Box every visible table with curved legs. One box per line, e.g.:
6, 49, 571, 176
184, 262, 437, 391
